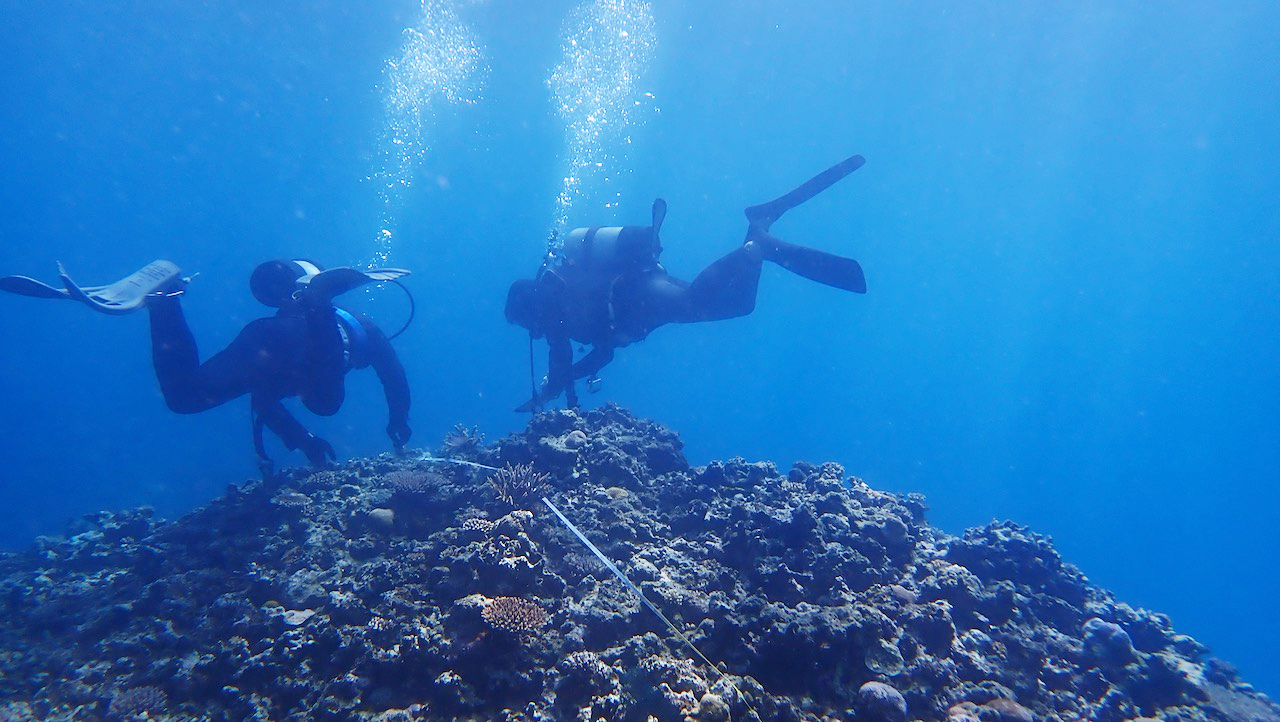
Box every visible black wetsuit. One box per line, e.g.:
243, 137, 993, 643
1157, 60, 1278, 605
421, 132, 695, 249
520, 245, 763, 410
146, 294, 410, 465
514, 153, 869, 411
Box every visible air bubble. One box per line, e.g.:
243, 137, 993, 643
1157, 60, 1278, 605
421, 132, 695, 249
366, 0, 486, 267
546, 0, 658, 247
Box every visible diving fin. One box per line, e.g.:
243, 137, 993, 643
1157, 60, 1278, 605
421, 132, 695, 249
1, 260, 182, 314
764, 235, 866, 294
0, 274, 72, 300
298, 266, 411, 305
59, 260, 183, 314
744, 153, 866, 232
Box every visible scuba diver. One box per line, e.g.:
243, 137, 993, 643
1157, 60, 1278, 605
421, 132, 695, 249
506, 153, 868, 412
0, 259, 413, 475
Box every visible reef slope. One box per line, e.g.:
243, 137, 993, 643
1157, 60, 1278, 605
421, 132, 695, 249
0, 405, 1274, 722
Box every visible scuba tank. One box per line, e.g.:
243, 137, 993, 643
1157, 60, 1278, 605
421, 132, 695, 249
560, 224, 660, 275
553, 198, 668, 276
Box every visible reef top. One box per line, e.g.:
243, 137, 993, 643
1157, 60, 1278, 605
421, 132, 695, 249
0, 404, 1274, 722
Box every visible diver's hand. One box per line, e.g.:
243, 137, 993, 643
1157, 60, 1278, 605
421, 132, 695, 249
516, 387, 555, 412
516, 379, 562, 413
299, 434, 336, 468
387, 420, 411, 452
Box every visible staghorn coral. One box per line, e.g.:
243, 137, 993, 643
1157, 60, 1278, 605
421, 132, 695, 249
481, 596, 548, 634
486, 462, 550, 506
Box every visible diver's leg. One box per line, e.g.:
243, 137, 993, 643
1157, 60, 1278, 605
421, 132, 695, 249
743, 154, 865, 232
610, 272, 692, 339
685, 248, 763, 321
146, 296, 252, 413
147, 295, 208, 412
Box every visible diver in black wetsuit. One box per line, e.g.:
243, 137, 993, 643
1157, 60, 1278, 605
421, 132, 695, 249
506, 154, 869, 412
0, 259, 412, 473
151, 260, 412, 471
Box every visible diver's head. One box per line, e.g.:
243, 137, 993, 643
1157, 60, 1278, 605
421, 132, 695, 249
505, 278, 542, 333
250, 259, 323, 307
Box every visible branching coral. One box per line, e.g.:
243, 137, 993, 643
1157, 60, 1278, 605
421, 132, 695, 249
487, 462, 551, 506
482, 596, 548, 634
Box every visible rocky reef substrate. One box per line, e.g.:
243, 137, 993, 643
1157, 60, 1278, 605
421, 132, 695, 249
0, 405, 1275, 722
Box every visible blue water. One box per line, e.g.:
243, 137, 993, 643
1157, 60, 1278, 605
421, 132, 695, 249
2, 0, 1277, 695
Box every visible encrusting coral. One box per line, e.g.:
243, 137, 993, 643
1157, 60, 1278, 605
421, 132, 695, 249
0, 404, 1273, 722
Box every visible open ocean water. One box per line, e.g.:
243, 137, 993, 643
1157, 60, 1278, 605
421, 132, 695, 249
1, 0, 1277, 698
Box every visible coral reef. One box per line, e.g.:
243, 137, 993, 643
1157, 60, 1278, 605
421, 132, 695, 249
0, 404, 1273, 721
482, 596, 550, 634
487, 462, 552, 507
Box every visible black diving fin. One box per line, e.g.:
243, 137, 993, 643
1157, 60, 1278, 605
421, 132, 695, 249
764, 234, 866, 294
296, 266, 412, 306
0, 260, 183, 314
744, 153, 866, 232
741, 153, 868, 293
0, 274, 70, 300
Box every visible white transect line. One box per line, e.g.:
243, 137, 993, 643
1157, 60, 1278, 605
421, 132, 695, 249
541, 495, 752, 711
415, 455, 501, 472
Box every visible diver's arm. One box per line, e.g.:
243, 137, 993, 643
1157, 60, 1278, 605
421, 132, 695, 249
569, 345, 614, 408
539, 332, 575, 407
545, 331, 574, 392
361, 316, 412, 450
570, 345, 614, 383
253, 396, 334, 467
516, 332, 573, 412
520, 339, 614, 412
